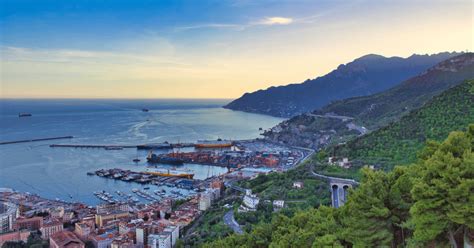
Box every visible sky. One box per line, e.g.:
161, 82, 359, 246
0, 0, 472, 99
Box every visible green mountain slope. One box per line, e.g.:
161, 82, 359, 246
264, 53, 474, 149
331, 79, 474, 168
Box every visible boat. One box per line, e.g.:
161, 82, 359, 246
145, 168, 194, 179
133, 158, 141, 163
147, 151, 184, 165
137, 143, 172, 150
142, 108, 149, 112
105, 146, 123, 150
86, 172, 95, 176
18, 113, 32, 117
195, 138, 233, 148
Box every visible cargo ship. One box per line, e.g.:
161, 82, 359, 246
18, 113, 32, 117
195, 138, 233, 148
147, 151, 184, 165
145, 168, 194, 179
137, 143, 173, 150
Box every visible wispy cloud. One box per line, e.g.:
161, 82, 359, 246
175, 23, 244, 31
257, 17, 293, 25
175, 16, 294, 31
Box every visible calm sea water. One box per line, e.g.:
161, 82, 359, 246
0, 99, 284, 205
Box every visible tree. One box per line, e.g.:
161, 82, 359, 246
410, 126, 474, 247
340, 168, 393, 247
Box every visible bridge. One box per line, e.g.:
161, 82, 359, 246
310, 169, 358, 208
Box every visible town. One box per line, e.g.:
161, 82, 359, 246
0, 139, 311, 248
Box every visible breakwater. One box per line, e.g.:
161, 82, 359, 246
0, 136, 74, 145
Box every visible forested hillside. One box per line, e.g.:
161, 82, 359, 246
332, 79, 474, 168
203, 126, 474, 247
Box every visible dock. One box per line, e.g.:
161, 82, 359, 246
50, 144, 136, 149
49, 142, 195, 149
0, 136, 74, 145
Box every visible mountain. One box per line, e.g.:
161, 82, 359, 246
331, 79, 474, 169
224, 52, 461, 117
263, 53, 474, 149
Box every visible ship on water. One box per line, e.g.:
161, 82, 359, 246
137, 143, 173, 150
195, 138, 233, 148
145, 168, 194, 179
147, 151, 184, 165
18, 113, 32, 117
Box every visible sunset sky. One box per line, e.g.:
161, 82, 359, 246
0, 0, 472, 99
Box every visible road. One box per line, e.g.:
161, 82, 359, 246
223, 210, 243, 234
310, 168, 359, 185
346, 122, 368, 135
307, 113, 354, 120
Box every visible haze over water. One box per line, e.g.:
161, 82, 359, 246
0, 99, 284, 205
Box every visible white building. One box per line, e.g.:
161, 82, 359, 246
148, 233, 171, 248
273, 200, 285, 210
199, 192, 212, 211
242, 195, 259, 210
292, 181, 304, 189
163, 225, 179, 247
0, 202, 18, 233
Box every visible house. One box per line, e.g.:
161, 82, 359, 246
40, 218, 63, 239
292, 181, 304, 189
148, 233, 171, 248
273, 200, 285, 211
49, 231, 85, 248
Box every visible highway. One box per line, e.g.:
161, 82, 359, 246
223, 210, 243, 234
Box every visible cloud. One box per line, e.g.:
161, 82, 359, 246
175, 23, 244, 31
175, 16, 294, 32
257, 17, 293, 25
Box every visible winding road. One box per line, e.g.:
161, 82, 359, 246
224, 210, 243, 234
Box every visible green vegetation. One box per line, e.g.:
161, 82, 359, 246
238, 163, 330, 207
265, 54, 474, 150
203, 125, 474, 247
332, 80, 474, 168
182, 195, 237, 247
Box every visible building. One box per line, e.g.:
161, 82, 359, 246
148, 233, 171, 248
97, 203, 130, 215
273, 200, 285, 211
49, 230, 85, 248
49, 207, 65, 219
14, 216, 43, 231
40, 219, 63, 239
136, 224, 150, 247
198, 192, 212, 211
74, 222, 91, 238
242, 195, 259, 209
90, 232, 115, 248
163, 225, 179, 247
95, 211, 129, 228
0, 202, 19, 234
0, 229, 30, 246
292, 181, 304, 189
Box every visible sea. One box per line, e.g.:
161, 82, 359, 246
0, 99, 284, 205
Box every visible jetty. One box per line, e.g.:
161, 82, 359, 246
49, 142, 195, 150
0, 136, 74, 145
50, 144, 136, 149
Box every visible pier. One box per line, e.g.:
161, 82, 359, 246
0, 136, 74, 145
49, 142, 195, 149
50, 144, 136, 149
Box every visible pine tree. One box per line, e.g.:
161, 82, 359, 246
410, 125, 474, 247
